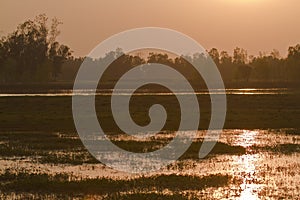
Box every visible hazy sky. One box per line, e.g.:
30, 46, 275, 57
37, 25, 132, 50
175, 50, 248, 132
1, 0, 299, 57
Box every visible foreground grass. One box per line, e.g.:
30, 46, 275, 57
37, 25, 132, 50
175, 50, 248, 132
252, 143, 300, 154
0, 131, 246, 164
0, 170, 230, 197
104, 193, 194, 200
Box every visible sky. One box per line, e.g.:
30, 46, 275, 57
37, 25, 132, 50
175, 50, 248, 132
0, 0, 299, 57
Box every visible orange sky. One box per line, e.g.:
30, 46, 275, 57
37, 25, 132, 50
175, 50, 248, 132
0, 0, 299, 57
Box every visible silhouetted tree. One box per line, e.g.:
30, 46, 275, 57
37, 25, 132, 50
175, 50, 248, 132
233, 47, 247, 65
219, 51, 234, 81
250, 50, 285, 81
286, 44, 300, 81
208, 48, 220, 65
1, 15, 300, 85
0, 14, 72, 82
220, 51, 232, 65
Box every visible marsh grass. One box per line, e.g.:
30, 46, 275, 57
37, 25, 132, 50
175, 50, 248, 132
0, 131, 246, 165
1, 94, 300, 198
1, 94, 300, 132
104, 192, 195, 200
0, 170, 230, 197
283, 128, 300, 135
252, 143, 300, 154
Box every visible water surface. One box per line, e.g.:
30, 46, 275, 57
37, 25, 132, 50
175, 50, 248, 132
1, 129, 299, 199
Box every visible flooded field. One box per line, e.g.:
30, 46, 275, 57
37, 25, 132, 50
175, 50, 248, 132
0, 129, 299, 199
0, 89, 300, 199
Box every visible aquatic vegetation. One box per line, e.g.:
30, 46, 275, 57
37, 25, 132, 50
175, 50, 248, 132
0, 93, 300, 198
0, 170, 229, 197
0, 131, 246, 165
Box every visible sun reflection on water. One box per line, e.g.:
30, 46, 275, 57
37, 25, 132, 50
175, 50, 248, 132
236, 154, 261, 200
234, 130, 259, 148
1, 129, 300, 199
235, 130, 261, 199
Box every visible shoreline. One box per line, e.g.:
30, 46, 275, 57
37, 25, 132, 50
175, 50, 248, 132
0, 81, 299, 91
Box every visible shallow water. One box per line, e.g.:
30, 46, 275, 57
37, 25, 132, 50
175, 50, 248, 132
0, 129, 299, 199
0, 88, 296, 97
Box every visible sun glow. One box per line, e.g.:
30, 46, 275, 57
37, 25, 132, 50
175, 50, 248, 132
221, 0, 267, 5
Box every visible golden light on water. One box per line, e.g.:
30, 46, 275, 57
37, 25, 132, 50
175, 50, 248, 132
235, 130, 261, 199
234, 130, 259, 148
236, 154, 261, 200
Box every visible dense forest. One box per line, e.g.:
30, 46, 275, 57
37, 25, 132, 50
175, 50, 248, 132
0, 15, 300, 86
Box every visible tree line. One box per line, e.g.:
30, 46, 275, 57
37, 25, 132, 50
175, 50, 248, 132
0, 14, 72, 82
208, 46, 300, 83
0, 15, 300, 84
